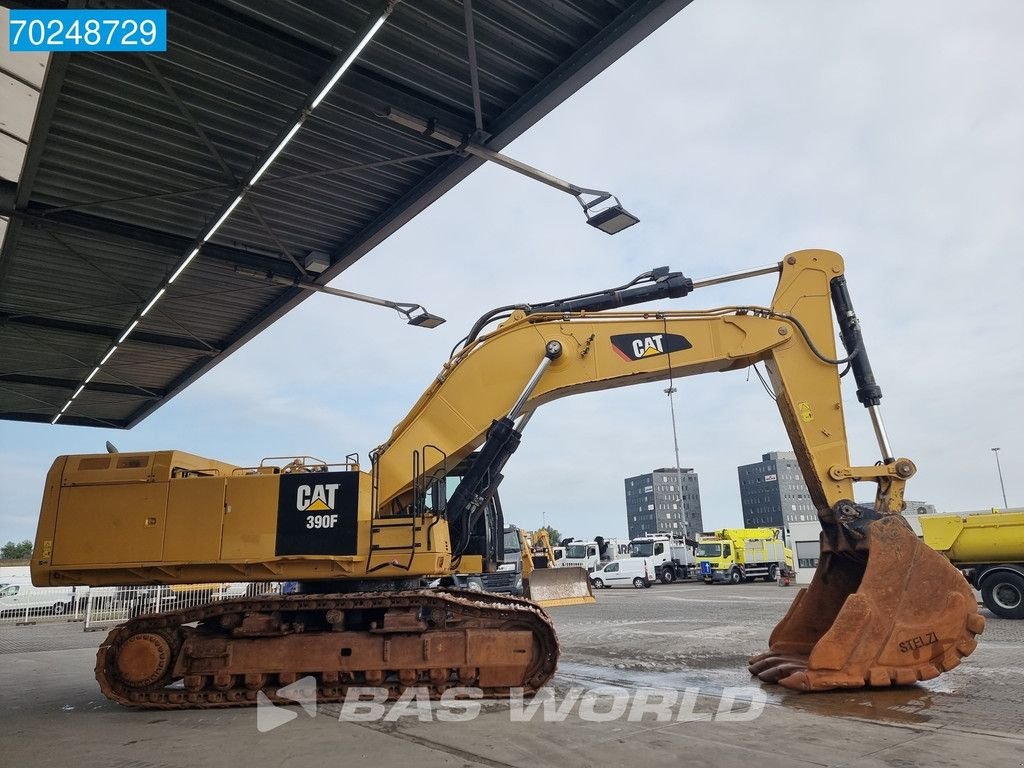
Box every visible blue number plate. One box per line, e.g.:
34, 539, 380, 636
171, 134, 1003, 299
8, 9, 167, 53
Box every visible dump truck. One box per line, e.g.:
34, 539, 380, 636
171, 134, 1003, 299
32, 251, 984, 707
920, 510, 1024, 619
696, 528, 792, 584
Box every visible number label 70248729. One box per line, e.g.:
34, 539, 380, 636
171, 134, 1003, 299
8, 9, 166, 53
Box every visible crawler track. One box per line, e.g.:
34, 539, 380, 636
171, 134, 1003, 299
96, 589, 558, 709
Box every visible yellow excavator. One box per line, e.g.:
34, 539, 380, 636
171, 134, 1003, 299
520, 529, 594, 607
524, 529, 559, 571
31, 249, 983, 708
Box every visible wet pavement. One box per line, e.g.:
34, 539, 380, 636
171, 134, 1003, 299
2, 580, 1021, 766
550, 582, 1024, 739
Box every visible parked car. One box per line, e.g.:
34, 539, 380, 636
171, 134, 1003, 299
589, 558, 652, 589
0, 581, 76, 617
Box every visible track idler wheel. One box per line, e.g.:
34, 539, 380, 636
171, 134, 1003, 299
114, 632, 174, 688
749, 513, 985, 691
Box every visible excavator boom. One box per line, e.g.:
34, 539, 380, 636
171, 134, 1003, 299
33, 249, 982, 706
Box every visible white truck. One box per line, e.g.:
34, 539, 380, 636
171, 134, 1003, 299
629, 533, 695, 583
558, 536, 625, 572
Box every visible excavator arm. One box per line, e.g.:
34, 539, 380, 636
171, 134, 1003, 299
373, 248, 984, 691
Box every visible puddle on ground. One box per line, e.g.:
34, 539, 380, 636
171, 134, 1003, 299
555, 660, 965, 727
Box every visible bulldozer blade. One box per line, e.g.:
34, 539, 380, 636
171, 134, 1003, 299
749, 514, 985, 691
526, 567, 596, 607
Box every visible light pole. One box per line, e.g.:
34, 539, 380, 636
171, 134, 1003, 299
992, 447, 1009, 509
665, 386, 687, 542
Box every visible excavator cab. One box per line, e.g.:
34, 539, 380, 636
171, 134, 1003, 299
425, 459, 593, 606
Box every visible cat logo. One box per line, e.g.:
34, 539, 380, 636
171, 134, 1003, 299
611, 332, 692, 362
296, 483, 340, 512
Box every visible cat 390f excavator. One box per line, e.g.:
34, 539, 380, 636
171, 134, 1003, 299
32, 249, 984, 708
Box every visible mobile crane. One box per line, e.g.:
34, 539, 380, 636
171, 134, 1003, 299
31, 249, 984, 707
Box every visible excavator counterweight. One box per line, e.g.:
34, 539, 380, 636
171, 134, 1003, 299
32, 250, 983, 707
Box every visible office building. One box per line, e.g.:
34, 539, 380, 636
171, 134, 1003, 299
624, 468, 703, 540
737, 451, 814, 528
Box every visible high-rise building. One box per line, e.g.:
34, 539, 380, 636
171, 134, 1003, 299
624, 468, 703, 540
737, 451, 815, 529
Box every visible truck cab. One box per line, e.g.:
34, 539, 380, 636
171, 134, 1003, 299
696, 540, 736, 583
696, 528, 791, 584
560, 540, 600, 572
476, 525, 525, 595
630, 533, 692, 583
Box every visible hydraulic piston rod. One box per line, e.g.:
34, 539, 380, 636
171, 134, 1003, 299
509, 341, 563, 422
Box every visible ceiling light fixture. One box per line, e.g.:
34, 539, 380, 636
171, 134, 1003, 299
140, 288, 165, 317
118, 320, 139, 344
383, 107, 640, 235
168, 247, 201, 284
50, 4, 397, 426
249, 123, 303, 185
233, 265, 445, 329
202, 195, 243, 242
311, 13, 389, 108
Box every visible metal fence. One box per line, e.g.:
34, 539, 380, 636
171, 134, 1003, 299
0, 586, 89, 626
0, 583, 282, 630
0, 585, 90, 626
83, 583, 282, 631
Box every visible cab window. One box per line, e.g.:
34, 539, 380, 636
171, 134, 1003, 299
655, 542, 664, 555
723, 545, 732, 558
604, 563, 619, 573
502, 529, 521, 554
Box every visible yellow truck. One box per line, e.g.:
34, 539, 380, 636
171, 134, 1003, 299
920, 510, 1024, 620
695, 528, 793, 584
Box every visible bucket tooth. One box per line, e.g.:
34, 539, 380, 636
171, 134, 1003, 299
750, 513, 984, 691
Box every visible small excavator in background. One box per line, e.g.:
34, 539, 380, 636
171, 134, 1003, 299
31, 249, 984, 708
520, 529, 593, 607
436, 523, 592, 607
524, 529, 560, 570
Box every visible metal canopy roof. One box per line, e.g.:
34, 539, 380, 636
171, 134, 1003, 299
0, 0, 690, 429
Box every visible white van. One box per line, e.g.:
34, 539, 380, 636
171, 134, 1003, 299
0, 581, 77, 617
589, 557, 652, 589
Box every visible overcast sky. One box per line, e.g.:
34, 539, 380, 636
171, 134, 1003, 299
1, 0, 1022, 546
